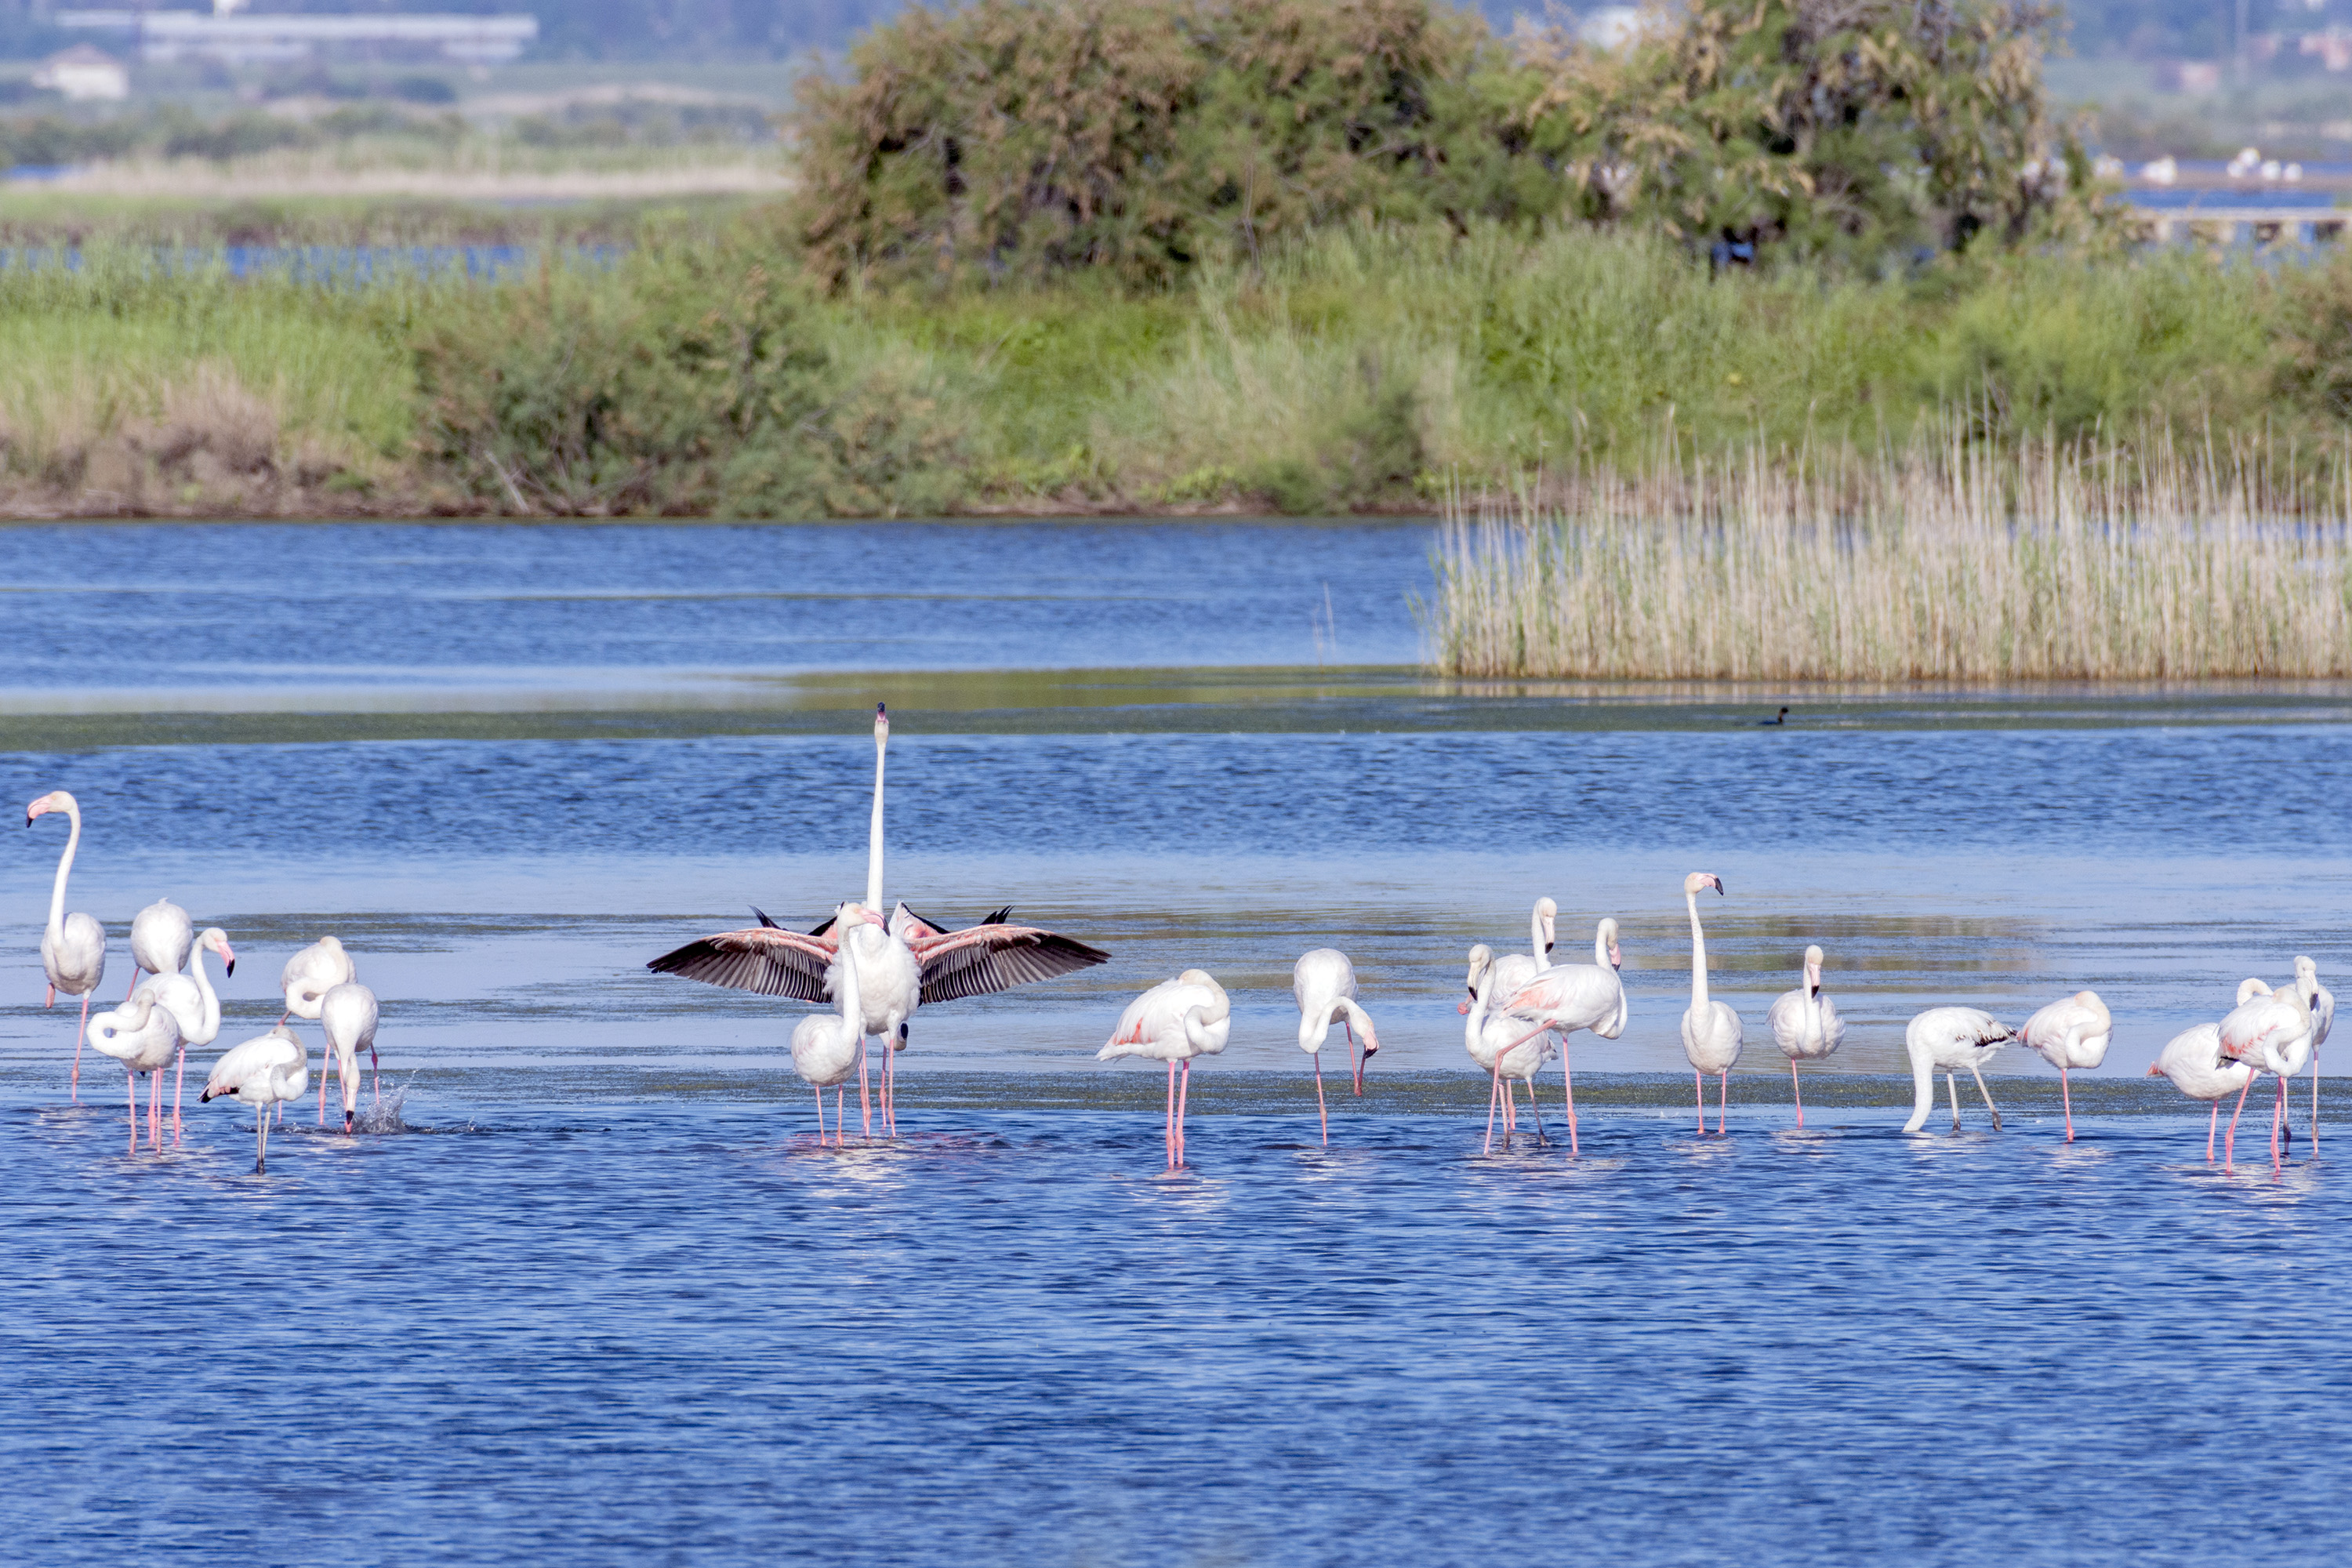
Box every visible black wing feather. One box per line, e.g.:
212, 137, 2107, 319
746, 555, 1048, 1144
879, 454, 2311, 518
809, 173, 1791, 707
917, 930, 1111, 1005
648, 932, 831, 1001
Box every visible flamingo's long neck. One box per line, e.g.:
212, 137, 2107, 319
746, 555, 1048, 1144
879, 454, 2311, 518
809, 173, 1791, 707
1907, 1037, 1936, 1129
187, 946, 221, 1043
1530, 907, 1551, 973
46, 803, 79, 941
1594, 925, 1612, 968
1298, 996, 1330, 1052
1686, 893, 1710, 1014
866, 728, 887, 913
837, 927, 864, 1029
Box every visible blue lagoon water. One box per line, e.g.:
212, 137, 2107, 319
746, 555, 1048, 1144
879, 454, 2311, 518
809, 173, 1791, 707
2, 523, 2347, 1563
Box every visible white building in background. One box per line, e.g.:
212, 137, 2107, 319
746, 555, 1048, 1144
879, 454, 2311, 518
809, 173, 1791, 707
31, 44, 129, 100
56, 9, 539, 66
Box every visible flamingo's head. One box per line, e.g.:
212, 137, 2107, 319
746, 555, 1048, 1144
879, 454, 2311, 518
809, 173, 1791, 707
199, 927, 237, 977
1176, 968, 1218, 990
1534, 896, 1558, 955
874, 703, 889, 745
2145, 1062, 2165, 1078
836, 901, 881, 931
2295, 954, 2320, 995
1460, 944, 1493, 1014
1596, 918, 1621, 971
1802, 942, 1824, 994
24, 789, 70, 826
2238, 976, 2272, 1005
1685, 872, 1725, 898
1355, 1017, 1381, 1059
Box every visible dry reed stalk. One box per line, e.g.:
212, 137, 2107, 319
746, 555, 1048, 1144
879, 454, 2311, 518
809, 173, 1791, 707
1431, 431, 2352, 681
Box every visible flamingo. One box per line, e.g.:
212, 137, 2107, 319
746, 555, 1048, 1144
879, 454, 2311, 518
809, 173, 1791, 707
2020, 990, 2113, 1142
1678, 873, 1741, 1134
649, 705, 1109, 1137
2147, 980, 2270, 1162
26, 790, 107, 1102
1294, 948, 1379, 1142
320, 981, 379, 1134
2288, 956, 2332, 1145
1098, 970, 1229, 1169
201, 1025, 307, 1173
792, 905, 875, 1146
1766, 944, 1845, 1128
140, 926, 234, 1145
87, 989, 181, 1152
281, 935, 355, 1024
1486, 917, 1625, 1156
126, 898, 193, 1000
1455, 898, 1558, 1018
1901, 1007, 2018, 1133
2219, 980, 2314, 1166
1465, 970, 1557, 1152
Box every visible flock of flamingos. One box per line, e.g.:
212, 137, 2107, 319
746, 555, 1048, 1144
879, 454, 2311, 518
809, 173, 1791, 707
26, 707, 2336, 1173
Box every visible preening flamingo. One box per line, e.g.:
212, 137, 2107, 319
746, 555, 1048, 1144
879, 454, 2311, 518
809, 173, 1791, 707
1294, 948, 1379, 1143
1098, 970, 1229, 1169
1465, 971, 1556, 1153
127, 898, 192, 1000
281, 935, 355, 1023
1901, 1008, 2017, 1133
1677, 873, 1741, 1134
2020, 990, 2113, 1142
26, 791, 107, 1102
2147, 980, 2270, 1162
1456, 898, 1558, 1018
140, 926, 234, 1145
2289, 956, 2332, 1145
648, 705, 1109, 1136
792, 905, 874, 1146
201, 1025, 307, 1173
1766, 944, 1845, 1128
87, 989, 181, 1152
2219, 980, 2314, 1166
1487, 917, 1625, 1156
320, 982, 379, 1134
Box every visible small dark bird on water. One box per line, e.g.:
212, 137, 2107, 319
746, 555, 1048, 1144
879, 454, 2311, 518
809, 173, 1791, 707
1760, 706, 1790, 726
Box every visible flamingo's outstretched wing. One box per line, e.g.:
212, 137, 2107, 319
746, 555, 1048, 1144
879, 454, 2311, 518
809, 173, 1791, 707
891, 903, 1014, 944
648, 926, 837, 1001
911, 922, 1110, 1004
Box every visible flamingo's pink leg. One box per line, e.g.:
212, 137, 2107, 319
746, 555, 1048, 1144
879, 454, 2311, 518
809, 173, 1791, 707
2272, 1075, 2285, 1166
1165, 1061, 1176, 1167
1791, 1055, 1804, 1129
1314, 1051, 1328, 1145
1484, 1061, 1501, 1153
1694, 1070, 1704, 1135
318, 1051, 328, 1125
1718, 1071, 1729, 1136
2207, 1102, 2219, 1163
2060, 1067, 2075, 1142
172, 1043, 185, 1144
147, 1069, 162, 1151
72, 992, 91, 1102
372, 1046, 379, 1105
814, 1082, 826, 1144
2311, 1058, 2321, 1149
125, 1068, 137, 1152
1345, 1022, 1363, 1096
857, 1038, 872, 1141
2226, 1074, 2255, 1165
1562, 1047, 1579, 1157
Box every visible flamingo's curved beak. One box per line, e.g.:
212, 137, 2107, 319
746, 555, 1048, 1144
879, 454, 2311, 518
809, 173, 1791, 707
1608, 942, 1622, 968
2145, 1063, 2163, 1077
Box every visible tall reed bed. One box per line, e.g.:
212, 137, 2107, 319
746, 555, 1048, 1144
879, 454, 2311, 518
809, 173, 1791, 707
1429, 434, 2352, 681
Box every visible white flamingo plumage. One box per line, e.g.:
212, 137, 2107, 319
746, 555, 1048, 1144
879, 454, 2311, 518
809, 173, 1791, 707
1098, 970, 1229, 1169
1902, 1007, 2017, 1133
792, 904, 875, 1146
2288, 956, 2332, 1146
1294, 948, 1379, 1144
281, 935, 356, 1023
320, 981, 380, 1134
87, 989, 181, 1152
2020, 989, 2114, 1142
2146, 979, 2271, 1163
1487, 917, 1626, 1156
1766, 944, 1845, 1128
1678, 873, 1741, 1135
1456, 898, 1558, 1018
26, 790, 107, 1102
2219, 980, 2314, 1166
201, 1025, 307, 1172
1465, 973, 1557, 1152
127, 898, 193, 1000
139, 926, 234, 1145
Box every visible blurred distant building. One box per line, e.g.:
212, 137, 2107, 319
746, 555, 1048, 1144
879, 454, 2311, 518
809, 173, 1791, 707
31, 42, 128, 99
54, 7, 539, 65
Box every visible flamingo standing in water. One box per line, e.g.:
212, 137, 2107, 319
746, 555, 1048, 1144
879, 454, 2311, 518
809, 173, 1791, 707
792, 905, 874, 1146
140, 926, 234, 1145
126, 898, 193, 1000
26, 791, 107, 1102
1465, 971, 1557, 1152
648, 706, 1109, 1138
2288, 956, 2332, 1145
87, 990, 181, 1152
1901, 1007, 2018, 1133
2020, 990, 2113, 1142
320, 981, 379, 1134
1294, 948, 1379, 1143
2147, 980, 2270, 1162
1678, 873, 1741, 1134
1766, 944, 1845, 1128
201, 1025, 307, 1173
1487, 918, 1625, 1156
2220, 980, 2314, 1166
1098, 971, 1229, 1169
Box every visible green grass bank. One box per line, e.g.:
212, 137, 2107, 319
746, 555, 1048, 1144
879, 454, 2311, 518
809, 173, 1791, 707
4, 216, 2349, 520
